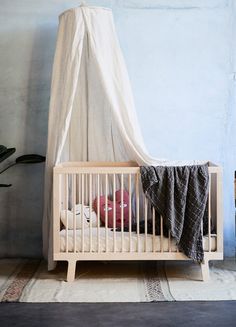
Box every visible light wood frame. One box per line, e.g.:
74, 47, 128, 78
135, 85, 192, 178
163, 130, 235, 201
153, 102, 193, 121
53, 161, 223, 282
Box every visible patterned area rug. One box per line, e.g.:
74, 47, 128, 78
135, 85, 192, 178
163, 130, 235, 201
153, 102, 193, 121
0, 259, 235, 302
0, 260, 171, 302
1, 260, 41, 302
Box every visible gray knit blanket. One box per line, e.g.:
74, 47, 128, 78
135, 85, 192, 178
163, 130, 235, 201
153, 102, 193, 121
140, 164, 209, 262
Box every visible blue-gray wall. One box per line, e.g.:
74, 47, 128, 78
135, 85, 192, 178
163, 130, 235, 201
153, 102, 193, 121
0, 0, 235, 258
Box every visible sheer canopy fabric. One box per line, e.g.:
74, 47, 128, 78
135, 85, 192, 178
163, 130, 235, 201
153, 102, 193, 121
43, 6, 201, 269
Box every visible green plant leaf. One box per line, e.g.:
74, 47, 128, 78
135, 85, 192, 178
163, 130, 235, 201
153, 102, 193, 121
15, 154, 46, 164
0, 148, 16, 163
0, 183, 12, 187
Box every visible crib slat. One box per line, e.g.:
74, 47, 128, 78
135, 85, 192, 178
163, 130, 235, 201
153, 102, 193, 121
144, 196, 148, 252
113, 174, 116, 253
72, 174, 77, 253
121, 173, 124, 253
136, 173, 140, 252
81, 174, 84, 253
85, 174, 88, 205
53, 173, 61, 254
128, 174, 132, 252
89, 173, 92, 253
65, 174, 69, 253
152, 207, 155, 252
208, 173, 212, 252
105, 174, 108, 252
160, 215, 163, 252
168, 230, 171, 252
78, 173, 81, 203
97, 174, 100, 253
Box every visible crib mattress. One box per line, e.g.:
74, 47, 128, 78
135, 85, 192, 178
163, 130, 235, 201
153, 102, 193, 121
59, 228, 217, 253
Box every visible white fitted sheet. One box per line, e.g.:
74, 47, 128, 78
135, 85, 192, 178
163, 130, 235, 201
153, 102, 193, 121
59, 228, 216, 253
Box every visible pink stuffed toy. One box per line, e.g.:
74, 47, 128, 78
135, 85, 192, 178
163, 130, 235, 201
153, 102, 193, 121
93, 190, 130, 228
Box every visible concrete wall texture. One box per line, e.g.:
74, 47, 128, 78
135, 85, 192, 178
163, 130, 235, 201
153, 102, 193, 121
0, 0, 235, 258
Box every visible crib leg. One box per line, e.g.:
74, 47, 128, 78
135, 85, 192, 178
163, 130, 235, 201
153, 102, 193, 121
67, 260, 76, 282
200, 259, 210, 281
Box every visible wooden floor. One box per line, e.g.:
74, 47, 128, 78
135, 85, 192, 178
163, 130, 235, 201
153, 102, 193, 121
0, 302, 236, 327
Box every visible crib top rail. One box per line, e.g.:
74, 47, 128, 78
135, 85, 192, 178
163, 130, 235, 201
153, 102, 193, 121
53, 161, 222, 175
54, 161, 139, 174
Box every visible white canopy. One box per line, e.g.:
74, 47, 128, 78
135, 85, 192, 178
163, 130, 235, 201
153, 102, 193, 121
43, 6, 201, 269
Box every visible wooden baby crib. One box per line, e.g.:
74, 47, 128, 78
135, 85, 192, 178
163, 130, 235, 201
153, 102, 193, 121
53, 162, 223, 282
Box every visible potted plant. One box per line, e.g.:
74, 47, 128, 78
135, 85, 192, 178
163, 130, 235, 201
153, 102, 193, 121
0, 145, 46, 187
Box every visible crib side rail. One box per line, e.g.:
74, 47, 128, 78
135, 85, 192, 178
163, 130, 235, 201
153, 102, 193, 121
214, 167, 223, 255
53, 171, 61, 255
201, 166, 223, 257
53, 164, 223, 259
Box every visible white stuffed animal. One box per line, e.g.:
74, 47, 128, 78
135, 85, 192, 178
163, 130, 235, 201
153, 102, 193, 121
74, 204, 98, 227
61, 204, 97, 229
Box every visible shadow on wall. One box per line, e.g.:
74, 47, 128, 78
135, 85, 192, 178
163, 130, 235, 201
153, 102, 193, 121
0, 26, 57, 258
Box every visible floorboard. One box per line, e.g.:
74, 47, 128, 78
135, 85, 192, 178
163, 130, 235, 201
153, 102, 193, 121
0, 302, 236, 327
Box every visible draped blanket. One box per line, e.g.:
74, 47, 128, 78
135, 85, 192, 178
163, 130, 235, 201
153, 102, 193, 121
140, 165, 209, 262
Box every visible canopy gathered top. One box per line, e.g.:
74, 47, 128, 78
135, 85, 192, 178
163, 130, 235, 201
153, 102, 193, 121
43, 6, 204, 269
